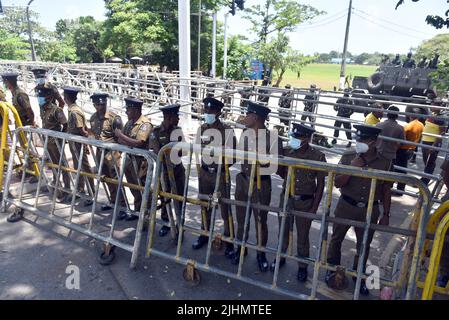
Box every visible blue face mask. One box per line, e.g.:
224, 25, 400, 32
204, 113, 216, 125
289, 137, 303, 150
37, 97, 47, 107
35, 78, 46, 85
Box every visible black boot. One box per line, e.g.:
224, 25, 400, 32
297, 267, 308, 282
269, 258, 286, 272
231, 246, 248, 265
159, 225, 170, 237
257, 252, 269, 272
224, 242, 234, 258
192, 235, 208, 250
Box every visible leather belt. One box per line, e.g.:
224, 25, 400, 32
201, 165, 225, 174
241, 173, 271, 181
342, 195, 379, 208
292, 194, 314, 201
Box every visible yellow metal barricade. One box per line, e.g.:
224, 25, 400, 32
0, 101, 39, 190
418, 202, 449, 299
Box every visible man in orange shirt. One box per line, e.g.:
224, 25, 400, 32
394, 109, 424, 194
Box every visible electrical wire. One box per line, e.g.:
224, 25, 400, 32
297, 13, 348, 30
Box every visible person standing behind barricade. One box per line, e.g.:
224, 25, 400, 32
63, 87, 95, 206
192, 97, 237, 257
274, 123, 326, 282
278, 84, 294, 127
1, 72, 37, 182
32, 68, 65, 113
332, 89, 354, 148
7, 86, 69, 223
421, 98, 446, 185
148, 104, 186, 237
257, 79, 271, 104
394, 110, 424, 194
301, 84, 318, 126
88, 93, 127, 213
238, 85, 253, 115
231, 101, 282, 272
326, 125, 392, 296
364, 102, 384, 126
115, 97, 153, 221
375, 106, 405, 170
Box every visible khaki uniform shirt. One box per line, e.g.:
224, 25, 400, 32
67, 103, 87, 136
12, 87, 34, 126
338, 150, 391, 202
239, 127, 282, 178
90, 111, 120, 143
149, 123, 184, 174
197, 120, 236, 170
42, 103, 67, 143
376, 119, 405, 161
280, 145, 327, 195
123, 115, 153, 149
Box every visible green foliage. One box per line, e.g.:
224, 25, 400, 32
37, 37, 78, 63
0, 29, 30, 60
216, 35, 253, 79
415, 33, 449, 62
396, 0, 449, 29
429, 58, 449, 92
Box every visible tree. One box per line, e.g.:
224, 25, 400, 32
0, 29, 30, 60
37, 38, 77, 63
395, 0, 449, 29
217, 35, 253, 80
259, 33, 316, 86
415, 34, 449, 63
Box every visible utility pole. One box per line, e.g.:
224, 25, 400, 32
178, 0, 191, 123
339, 0, 352, 90
211, 12, 217, 78
223, 13, 229, 79
26, 0, 37, 61
197, 0, 201, 71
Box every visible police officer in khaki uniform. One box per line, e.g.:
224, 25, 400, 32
89, 93, 126, 212
64, 87, 95, 206
32, 68, 65, 111
2, 72, 37, 181
7, 85, 69, 222
115, 97, 153, 221
1, 72, 35, 127
326, 124, 392, 296
274, 123, 326, 282
149, 104, 186, 237
192, 97, 236, 257
231, 101, 282, 272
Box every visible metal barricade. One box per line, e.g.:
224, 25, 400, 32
1, 127, 156, 268
145, 141, 432, 300
0, 101, 39, 191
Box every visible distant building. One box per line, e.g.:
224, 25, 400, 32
331, 58, 352, 64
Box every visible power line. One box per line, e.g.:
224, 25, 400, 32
352, 12, 428, 40
297, 13, 348, 30
354, 8, 435, 37
301, 9, 348, 25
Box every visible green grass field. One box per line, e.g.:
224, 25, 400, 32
278, 63, 377, 90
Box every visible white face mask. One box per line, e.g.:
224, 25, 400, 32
355, 142, 369, 154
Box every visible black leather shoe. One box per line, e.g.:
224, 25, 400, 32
192, 236, 208, 250
325, 270, 335, 285
117, 211, 128, 221
297, 267, 308, 282
101, 204, 113, 211
231, 247, 248, 265
352, 277, 370, 296
159, 225, 170, 237
224, 243, 235, 258
7, 211, 24, 223
269, 258, 286, 272
125, 213, 138, 221
257, 253, 269, 272
83, 199, 93, 207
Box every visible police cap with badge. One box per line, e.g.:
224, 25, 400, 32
124, 97, 144, 108
353, 124, 381, 141
1, 72, 19, 81
90, 93, 109, 105
203, 97, 224, 111
290, 122, 315, 138
246, 101, 271, 120
160, 104, 181, 116
31, 68, 48, 78
63, 86, 81, 99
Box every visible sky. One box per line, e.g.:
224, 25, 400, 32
2, 0, 448, 55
